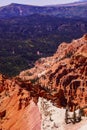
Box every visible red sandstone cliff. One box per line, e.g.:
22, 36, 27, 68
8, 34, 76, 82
0, 75, 41, 130
19, 34, 87, 110
0, 35, 87, 130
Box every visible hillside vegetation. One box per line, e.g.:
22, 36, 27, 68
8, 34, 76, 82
0, 2, 87, 76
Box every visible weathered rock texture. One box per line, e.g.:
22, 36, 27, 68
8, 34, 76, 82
0, 75, 41, 130
0, 35, 87, 130
19, 34, 87, 111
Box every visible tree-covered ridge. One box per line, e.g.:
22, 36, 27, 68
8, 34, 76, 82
0, 15, 87, 76
0, 2, 87, 18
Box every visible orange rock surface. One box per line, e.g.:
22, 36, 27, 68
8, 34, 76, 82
0, 76, 41, 130
0, 35, 87, 129
19, 34, 87, 110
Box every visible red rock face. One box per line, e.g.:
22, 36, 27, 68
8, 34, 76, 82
0, 76, 41, 130
19, 34, 87, 111
0, 35, 87, 129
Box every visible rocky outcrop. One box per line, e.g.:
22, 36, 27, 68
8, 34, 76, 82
0, 76, 41, 130
19, 34, 87, 111
0, 35, 87, 130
